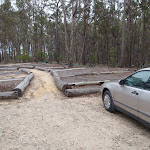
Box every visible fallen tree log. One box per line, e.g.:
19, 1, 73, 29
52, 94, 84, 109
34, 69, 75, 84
45, 67, 66, 69
51, 70, 72, 92
0, 78, 23, 82
0, 68, 18, 71
112, 71, 131, 73
65, 87, 101, 97
13, 73, 34, 97
62, 71, 131, 77
0, 91, 18, 99
20, 68, 32, 74
67, 80, 110, 87
11, 64, 34, 69
0, 65, 10, 68
12, 63, 32, 66
18, 65, 34, 69
55, 68, 85, 72
62, 72, 98, 77
35, 66, 50, 72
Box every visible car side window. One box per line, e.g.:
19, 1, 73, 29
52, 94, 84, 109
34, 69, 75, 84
125, 71, 150, 89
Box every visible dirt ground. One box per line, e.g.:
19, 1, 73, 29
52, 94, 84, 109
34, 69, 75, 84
0, 69, 150, 150
0, 70, 27, 92
58, 67, 135, 83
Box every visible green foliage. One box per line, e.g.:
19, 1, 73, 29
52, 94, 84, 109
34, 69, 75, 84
109, 47, 116, 66
88, 52, 97, 64
0, 0, 149, 67
53, 50, 64, 62
53, 50, 57, 60
16, 54, 30, 62
37, 51, 46, 61
59, 53, 64, 61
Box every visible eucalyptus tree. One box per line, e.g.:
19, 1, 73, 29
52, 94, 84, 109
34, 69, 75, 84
0, 0, 14, 63
48, 0, 62, 63
140, 0, 150, 66
81, 0, 92, 65
61, 0, 82, 67
120, 0, 126, 67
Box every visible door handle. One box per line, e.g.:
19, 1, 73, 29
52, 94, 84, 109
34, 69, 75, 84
132, 91, 139, 95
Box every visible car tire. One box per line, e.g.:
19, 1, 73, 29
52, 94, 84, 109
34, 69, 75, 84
102, 90, 115, 112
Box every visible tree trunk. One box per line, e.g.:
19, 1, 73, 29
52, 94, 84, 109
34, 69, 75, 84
120, 0, 126, 67
55, 1, 60, 63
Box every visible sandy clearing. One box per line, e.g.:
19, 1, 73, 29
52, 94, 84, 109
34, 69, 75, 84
0, 70, 150, 150
0, 70, 27, 80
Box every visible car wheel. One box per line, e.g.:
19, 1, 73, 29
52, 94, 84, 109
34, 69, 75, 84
102, 90, 115, 112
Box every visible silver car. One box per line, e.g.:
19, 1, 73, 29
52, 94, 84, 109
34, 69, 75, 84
101, 68, 150, 128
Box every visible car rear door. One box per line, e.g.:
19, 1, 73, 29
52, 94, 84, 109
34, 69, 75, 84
139, 79, 150, 124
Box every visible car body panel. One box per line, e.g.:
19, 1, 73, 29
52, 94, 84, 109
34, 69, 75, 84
101, 68, 150, 128
101, 81, 118, 99
114, 85, 142, 117
139, 90, 150, 123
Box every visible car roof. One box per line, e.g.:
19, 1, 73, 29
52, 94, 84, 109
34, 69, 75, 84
138, 68, 150, 71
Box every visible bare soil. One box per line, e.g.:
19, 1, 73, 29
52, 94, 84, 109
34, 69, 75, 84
0, 69, 150, 150
0, 70, 26, 92
0, 70, 26, 80
0, 80, 22, 92
59, 67, 135, 83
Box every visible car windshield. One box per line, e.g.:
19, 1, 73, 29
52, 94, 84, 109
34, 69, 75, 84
125, 71, 150, 89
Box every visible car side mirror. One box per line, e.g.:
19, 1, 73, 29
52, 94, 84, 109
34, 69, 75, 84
119, 79, 125, 85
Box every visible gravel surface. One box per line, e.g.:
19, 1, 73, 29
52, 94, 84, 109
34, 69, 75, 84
0, 69, 150, 150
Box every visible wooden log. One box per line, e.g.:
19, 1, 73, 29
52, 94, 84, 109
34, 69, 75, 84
12, 63, 32, 66
51, 70, 72, 92
45, 67, 66, 69
47, 67, 67, 73
55, 68, 85, 72
65, 87, 101, 97
35, 66, 50, 72
112, 71, 131, 73
0, 78, 23, 82
67, 80, 110, 87
0, 68, 18, 71
22, 63, 32, 65
0, 65, 10, 68
62, 72, 112, 77
18, 65, 34, 69
0, 91, 18, 99
11, 64, 34, 69
13, 73, 34, 97
62, 71, 131, 77
62, 72, 98, 77
20, 68, 32, 74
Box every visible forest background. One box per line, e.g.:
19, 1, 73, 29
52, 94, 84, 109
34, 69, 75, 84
0, 0, 149, 67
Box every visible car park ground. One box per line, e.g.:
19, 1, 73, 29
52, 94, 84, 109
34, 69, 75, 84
0, 69, 150, 150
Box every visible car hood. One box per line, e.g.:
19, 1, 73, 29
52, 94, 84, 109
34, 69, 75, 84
102, 80, 119, 86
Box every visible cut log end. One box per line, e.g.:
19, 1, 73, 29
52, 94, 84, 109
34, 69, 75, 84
62, 84, 72, 92
13, 73, 34, 97
13, 88, 22, 97
0, 91, 18, 99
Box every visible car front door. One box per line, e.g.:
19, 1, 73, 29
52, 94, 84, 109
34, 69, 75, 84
115, 71, 150, 118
